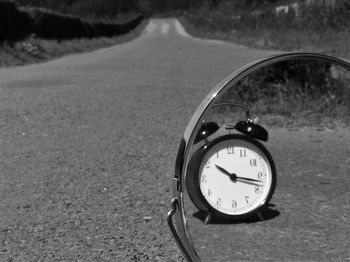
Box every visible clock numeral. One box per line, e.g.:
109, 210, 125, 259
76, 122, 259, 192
232, 200, 237, 208
216, 151, 220, 158
226, 147, 234, 155
245, 196, 250, 204
250, 159, 257, 167
201, 175, 207, 183
205, 160, 210, 169
255, 186, 261, 194
217, 198, 222, 206
257, 172, 264, 181
240, 149, 247, 158
207, 189, 212, 196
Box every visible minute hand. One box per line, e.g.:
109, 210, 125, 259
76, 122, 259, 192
215, 165, 263, 186
236, 176, 261, 183
236, 177, 263, 186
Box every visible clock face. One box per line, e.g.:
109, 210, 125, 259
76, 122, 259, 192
198, 136, 275, 217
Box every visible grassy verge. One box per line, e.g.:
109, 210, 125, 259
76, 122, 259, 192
0, 19, 148, 68
179, 16, 350, 58
179, 17, 350, 129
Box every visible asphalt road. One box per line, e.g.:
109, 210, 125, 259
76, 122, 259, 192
0, 19, 349, 261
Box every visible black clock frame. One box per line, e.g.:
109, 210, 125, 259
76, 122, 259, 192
186, 133, 277, 222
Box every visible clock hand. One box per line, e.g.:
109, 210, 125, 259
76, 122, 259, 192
215, 165, 231, 177
215, 165, 263, 186
236, 178, 263, 187
236, 176, 261, 183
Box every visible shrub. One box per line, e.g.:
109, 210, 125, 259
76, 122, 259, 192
0, 2, 143, 42
0, 1, 33, 42
186, 0, 350, 32
26, 8, 92, 39
219, 60, 350, 118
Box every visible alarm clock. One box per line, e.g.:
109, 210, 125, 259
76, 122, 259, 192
186, 119, 277, 224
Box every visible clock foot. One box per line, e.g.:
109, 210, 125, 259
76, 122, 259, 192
257, 211, 264, 221
204, 212, 213, 225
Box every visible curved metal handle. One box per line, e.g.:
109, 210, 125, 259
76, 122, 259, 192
167, 198, 195, 262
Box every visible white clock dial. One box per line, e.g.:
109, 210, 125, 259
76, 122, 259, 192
199, 138, 273, 216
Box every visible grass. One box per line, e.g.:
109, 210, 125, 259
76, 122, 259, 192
179, 17, 350, 58
178, 15, 350, 129
0, 19, 148, 68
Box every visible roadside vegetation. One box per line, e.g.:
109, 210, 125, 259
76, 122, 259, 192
180, 0, 350, 128
214, 60, 350, 128
0, 20, 148, 67
0, 0, 148, 67
0, 0, 190, 67
181, 0, 350, 58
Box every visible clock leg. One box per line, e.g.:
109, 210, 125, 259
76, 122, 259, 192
257, 211, 264, 221
204, 212, 213, 225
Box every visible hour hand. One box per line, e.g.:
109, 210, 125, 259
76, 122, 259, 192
215, 165, 231, 177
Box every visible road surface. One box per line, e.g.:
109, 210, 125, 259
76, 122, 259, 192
0, 19, 349, 261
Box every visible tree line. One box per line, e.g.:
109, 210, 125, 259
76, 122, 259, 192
11, 0, 296, 19
12, 0, 191, 18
